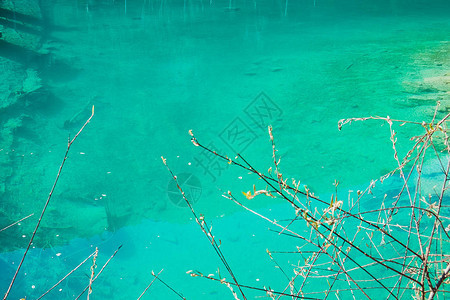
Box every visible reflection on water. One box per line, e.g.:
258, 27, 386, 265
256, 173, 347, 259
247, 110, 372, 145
0, 0, 449, 298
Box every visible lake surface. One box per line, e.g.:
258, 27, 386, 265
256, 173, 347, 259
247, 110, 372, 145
1, 0, 449, 298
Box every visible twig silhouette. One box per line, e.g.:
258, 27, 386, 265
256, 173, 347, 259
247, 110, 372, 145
35, 250, 98, 300
137, 269, 164, 300
3, 106, 94, 300
74, 244, 122, 300
185, 104, 450, 299
0, 213, 34, 233
162, 155, 246, 300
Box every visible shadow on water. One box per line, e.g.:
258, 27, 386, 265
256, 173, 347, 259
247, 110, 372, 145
0, 6, 42, 26
0, 17, 42, 37
0, 40, 42, 66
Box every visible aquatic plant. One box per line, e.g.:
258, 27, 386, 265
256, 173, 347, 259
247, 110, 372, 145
164, 102, 450, 299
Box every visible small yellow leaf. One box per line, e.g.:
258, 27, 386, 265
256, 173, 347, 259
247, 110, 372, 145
242, 191, 252, 199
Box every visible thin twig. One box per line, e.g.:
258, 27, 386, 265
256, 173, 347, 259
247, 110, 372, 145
0, 213, 34, 233
36, 250, 97, 300
137, 269, 164, 300
3, 106, 94, 300
152, 272, 187, 299
74, 244, 122, 300
87, 247, 98, 300
163, 154, 246, 300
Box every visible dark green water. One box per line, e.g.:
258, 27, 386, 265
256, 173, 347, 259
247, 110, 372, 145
1, 0, 449, 298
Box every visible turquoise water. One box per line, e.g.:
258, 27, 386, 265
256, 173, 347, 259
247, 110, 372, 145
1, 0, 449, 299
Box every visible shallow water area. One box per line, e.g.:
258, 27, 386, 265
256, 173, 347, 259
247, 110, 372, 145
1, 0, 450, 298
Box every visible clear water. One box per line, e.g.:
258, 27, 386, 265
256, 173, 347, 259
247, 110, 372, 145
1, 0, 449, 299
